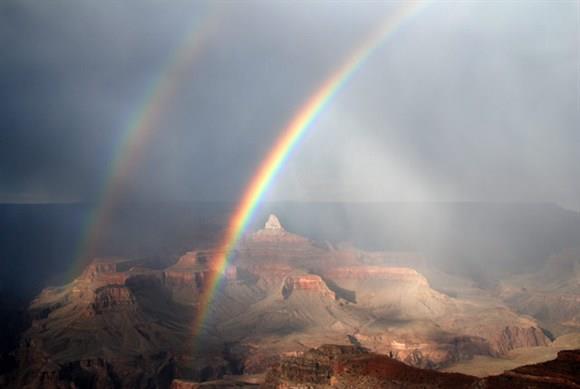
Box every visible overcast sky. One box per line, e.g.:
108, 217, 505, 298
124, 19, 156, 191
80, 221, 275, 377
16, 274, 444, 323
1, 0, 578, 210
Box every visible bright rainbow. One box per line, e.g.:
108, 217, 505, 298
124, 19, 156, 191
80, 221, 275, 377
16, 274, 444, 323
193, 1, 430, 335
72, 11, 218, 277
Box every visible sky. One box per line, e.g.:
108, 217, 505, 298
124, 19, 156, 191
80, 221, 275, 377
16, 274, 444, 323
1, 0, 579, 210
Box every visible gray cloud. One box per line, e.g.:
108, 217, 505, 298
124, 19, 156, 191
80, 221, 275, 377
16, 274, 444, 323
1, 0, 578, 210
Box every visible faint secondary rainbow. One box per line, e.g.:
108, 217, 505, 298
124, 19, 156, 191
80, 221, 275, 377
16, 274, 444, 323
193, 0, 431, 335
72, 11, 218, 277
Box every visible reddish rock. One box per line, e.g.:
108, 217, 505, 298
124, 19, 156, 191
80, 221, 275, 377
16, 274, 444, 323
282, 275, 336, 300
490, 325, 551, 354
264, 345, 580, 388
324, 266, 429, 286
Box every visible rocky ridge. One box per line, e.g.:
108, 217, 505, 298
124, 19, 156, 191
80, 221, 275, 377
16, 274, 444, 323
2, 214, 556, 388
263, 344, 580, 388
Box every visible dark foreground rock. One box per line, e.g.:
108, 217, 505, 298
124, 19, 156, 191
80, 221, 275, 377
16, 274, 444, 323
263, 344, 580, 388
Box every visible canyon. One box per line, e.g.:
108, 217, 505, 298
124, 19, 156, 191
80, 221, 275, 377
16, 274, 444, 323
1, 214, 578, 388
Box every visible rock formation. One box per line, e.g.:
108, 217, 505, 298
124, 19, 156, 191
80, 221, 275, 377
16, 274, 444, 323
281, 274, 336, 300
1, 215, 559, 388
265, 214, 282, 230
263, 344, 580, 388
246, 214, 308, 244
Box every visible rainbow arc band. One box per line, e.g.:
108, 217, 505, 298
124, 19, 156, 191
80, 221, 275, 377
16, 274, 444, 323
71, 11, 218, 279
192, 1, 430, 335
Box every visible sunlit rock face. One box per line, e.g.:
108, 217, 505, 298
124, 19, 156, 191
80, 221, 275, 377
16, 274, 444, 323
282, 274, 336, 300
246, 214, 309, 244
265, 214, 283, 230
324, 266, 429, 285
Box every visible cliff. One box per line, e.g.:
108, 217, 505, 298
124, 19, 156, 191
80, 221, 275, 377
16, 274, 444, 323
281, 274, 336, 300
263, 344, 580, 388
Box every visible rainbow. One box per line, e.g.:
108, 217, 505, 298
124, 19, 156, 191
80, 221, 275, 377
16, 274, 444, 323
193, 1, 431, 335
72, 10, 218, 277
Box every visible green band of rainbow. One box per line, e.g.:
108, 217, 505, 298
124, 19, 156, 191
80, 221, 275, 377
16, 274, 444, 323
192, 0, 430, 335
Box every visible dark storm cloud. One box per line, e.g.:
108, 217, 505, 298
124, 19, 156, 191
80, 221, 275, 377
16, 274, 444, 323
0, 0, 197, 201
0, 1, 578, 209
